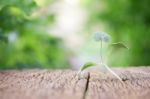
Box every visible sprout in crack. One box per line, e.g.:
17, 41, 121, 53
77, 32, 123, 82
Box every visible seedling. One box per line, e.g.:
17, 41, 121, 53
77, 32, 128, 81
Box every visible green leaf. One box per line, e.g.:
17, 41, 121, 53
81, 62, 97, 71
110, 42, 129, 50
34, 0, 54, 7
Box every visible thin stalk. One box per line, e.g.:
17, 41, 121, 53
100, 40, 103, 63
104, 64, 123, 82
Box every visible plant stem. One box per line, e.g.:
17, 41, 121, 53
104, 64, 123, 82
100, 40, 103, 63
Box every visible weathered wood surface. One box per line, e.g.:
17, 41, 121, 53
0, 67, 150, 99
86, 67, 150, 99
0, 70, 87, 99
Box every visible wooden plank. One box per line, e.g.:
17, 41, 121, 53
1, 67, 150, 99
0, 70, 88, 99
86, 67, 150, 99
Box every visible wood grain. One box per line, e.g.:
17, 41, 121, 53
0, 70, 88, 99
0, 67, 150, 99
86, 67, 150, 99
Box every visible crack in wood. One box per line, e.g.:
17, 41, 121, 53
83, 73, 90, 99
1, 68, 150, 99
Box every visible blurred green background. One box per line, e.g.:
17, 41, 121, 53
0, 0, 150, 69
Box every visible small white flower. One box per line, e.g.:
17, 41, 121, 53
93, 32, 110, 42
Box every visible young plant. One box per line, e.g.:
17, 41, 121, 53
78, 32, 128, 81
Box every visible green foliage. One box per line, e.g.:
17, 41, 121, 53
0, 0, 36, 12
84, 0, 150, 66
110, 42, 129, 50
0, 0, 69, 69
80, 62, 96, 71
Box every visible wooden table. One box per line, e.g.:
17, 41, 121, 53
0, 67, 150, 99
